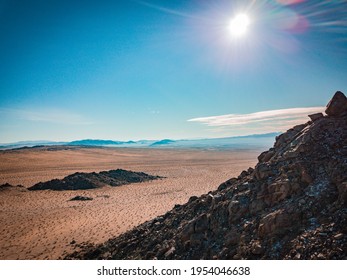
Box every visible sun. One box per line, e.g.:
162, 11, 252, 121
228, 14, 250, 37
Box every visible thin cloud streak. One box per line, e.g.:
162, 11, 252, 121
188, 107, 325, 127
188, 107, 325, 136
0, 108, 94, 125
134, 0, 205, 21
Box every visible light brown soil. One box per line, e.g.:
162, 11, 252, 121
0, 146, 262, 259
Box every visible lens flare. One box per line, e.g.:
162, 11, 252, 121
228, 14, 251, 37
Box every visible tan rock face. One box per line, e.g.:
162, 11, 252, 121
66, 91, 347, 260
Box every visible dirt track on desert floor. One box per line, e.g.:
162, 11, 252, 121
0, 146, 263, 259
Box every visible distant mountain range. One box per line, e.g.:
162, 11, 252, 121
150, 139, 176, 146
68, 139, 136, 146
0, 132, 280, 150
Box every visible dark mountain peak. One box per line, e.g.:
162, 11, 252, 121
66, 92, 347, 260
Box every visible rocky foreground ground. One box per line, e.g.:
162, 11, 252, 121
66, 91, 347, 260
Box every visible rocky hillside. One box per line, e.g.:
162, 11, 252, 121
28, 169, 161, 191
66, 91, 347, 260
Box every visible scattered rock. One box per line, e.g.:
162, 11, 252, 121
164, 247, 175, 258
334, 233, 343, 240
251, 241, 264, 255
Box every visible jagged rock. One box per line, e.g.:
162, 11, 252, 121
308, 113, 324, 122
228, 196, 249, 222
258, 150, 275, 163
65, 91, 347, 260
325, 91, 347, 116
254, 163, 272, 180
261, 181, 300, 206
258, 209, 296, 237
251, 240, 264, 255
164, 247, 175, 258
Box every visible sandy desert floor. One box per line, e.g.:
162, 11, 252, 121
0, 146, 262, 259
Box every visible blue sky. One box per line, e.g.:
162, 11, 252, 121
1, 0, 346, 143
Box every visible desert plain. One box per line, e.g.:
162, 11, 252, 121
0, 146, 263, 259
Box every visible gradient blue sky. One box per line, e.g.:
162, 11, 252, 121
1, 0, 346, 143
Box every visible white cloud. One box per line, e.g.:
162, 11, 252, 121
188, 107, 325, 135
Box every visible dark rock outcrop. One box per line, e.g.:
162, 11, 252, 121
65, 91, 347, 260
325, 91, 347, 116
0, 183, 27, 192
308, 113, 323, 122
69, 196, 93, 201
28, 169, 161, 191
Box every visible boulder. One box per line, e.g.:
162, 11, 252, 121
258, 210, 293, 237
261, 181, 299, 206
308, 113, 323, 122
258, 150, 275, 163
251, 240, 264, 255
325, 91, 347, 116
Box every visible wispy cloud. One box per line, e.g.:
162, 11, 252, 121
134, 0, 204, 21
188, 107, 325, 135
0, 107, 94, 125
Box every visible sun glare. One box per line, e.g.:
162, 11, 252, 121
229, 14, 250, 37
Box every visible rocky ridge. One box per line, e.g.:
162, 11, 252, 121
28, 169, 161, 191
0, 183, 27, 192
66, 91, 346, 259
